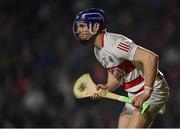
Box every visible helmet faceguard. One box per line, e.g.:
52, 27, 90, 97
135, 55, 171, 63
73, 8, 107, 42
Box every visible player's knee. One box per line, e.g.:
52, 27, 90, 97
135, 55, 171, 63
118, 114, 131, 128
128, 110, 154, 128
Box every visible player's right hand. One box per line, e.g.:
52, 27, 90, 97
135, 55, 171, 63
90, 84, 107, 100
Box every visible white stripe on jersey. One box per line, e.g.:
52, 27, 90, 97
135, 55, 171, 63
126, 80, 145, 92
125, 68, 143, 83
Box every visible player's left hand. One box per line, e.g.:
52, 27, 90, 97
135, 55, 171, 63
132, 92, 150, 108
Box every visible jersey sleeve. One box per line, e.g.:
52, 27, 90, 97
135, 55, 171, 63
110, 35, 138, 61
94, 47, 101, 64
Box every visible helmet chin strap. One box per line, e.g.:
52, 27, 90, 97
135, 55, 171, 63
88, 23, 97, 35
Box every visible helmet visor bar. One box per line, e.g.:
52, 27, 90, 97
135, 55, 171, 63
73, 20, 79, 40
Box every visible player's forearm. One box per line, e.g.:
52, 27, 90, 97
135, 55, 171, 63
133, 46, 159, 96
143, 53, 159, 95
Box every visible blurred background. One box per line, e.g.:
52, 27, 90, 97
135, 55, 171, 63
0, 0, 180, 127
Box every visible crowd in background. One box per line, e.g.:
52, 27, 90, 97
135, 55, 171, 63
0, 0, 180, 127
